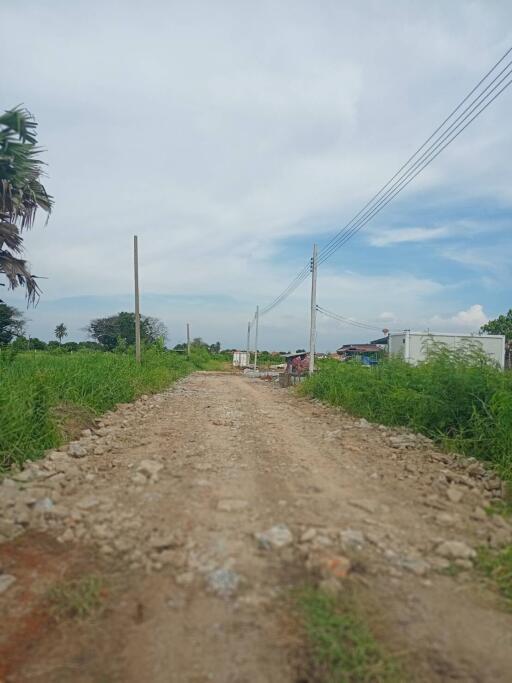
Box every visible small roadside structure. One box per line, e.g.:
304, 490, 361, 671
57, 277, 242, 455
278, 352, 309, 387
232, 351, 250, 367
336, 344, 382, 364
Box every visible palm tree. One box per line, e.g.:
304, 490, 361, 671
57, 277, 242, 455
55, 323, 67, 344
0, 107, 53, 303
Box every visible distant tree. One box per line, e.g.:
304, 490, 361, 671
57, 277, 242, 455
173, 342, 187, 352
86, 312, 168, 351
481, 309, 512, 341
77, 341, 103, 351
481, 309, 512, 367
0, 302, 25, 345
28, 337, 46, 350
209, 341, 221, 354
296, 348, 306, 354
0, 107, 53, 303
191, 336, 207, 348
54, 322, 67, 344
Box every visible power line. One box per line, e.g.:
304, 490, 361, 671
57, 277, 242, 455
316, 305, 384, 332
255, 44, 512, 315
318, 61, 512, 264
318, 47, 512, 262
259, 263, 311, 316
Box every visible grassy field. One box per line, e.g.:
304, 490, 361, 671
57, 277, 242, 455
0, 347, 225, 471
301, 344, 512, 482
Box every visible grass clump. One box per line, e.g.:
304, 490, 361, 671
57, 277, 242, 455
476, 546, 512, 605
301, 343, 512, 481
48, 575, 104, 619
0, 347, 226, 471
296, 587, 404, 682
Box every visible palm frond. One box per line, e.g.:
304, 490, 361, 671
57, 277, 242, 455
0, 221, 23, 252
0, 106, 52, 303
0, 250, 40, 304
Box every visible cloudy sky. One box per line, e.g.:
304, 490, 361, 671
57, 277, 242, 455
3, 0, 512, 351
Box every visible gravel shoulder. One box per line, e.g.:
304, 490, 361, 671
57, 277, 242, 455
1, 372, 512, 682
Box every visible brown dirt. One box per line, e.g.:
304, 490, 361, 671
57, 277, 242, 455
1, 372, 512, 682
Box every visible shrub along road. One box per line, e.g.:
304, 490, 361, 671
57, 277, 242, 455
1, 372, 512, 681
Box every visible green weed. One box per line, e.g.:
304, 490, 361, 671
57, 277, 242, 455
476, 546, 512, 604
296, 587, 404, 682
47, 575, 104, 619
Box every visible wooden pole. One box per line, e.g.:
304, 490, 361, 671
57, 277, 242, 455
134, 235, 141, 364
309, 244, 318, 375
253, 306, 259, 372
187, 323, 191, 357
246, 320, 251, 367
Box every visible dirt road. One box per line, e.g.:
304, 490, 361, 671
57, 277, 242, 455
1, 372, 512, 682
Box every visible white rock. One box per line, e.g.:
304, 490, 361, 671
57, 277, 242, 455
398, 557, 430, 576
436, 540, 476, 560
340, 529, 365, 548
300, 528, 317, 543
0, 574, 17, 594
33, 497, 54, 512
137, 459, 163, 479
59, 528, 75, 543
68, 442, 88, 458
255, 524, 293, 549
77, 495, 101, 510
206, 568, 241, 597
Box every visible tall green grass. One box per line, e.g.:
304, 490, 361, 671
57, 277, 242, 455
0, 348, 223, 470
301, 344, 512, 482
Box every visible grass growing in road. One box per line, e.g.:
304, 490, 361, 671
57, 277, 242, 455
476, 546, 512, 605
301, 344, 512, 482
0, 347, 225, 471
296, 587, 404, 682
47, 575, 104, 619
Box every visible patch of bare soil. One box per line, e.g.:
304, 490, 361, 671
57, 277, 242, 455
1, 372, 512, 682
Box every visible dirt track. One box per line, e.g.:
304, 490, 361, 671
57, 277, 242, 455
2, 372, 512, 682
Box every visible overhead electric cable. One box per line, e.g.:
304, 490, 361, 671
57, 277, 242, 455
316, 305, 384, 332
318, 62, 512, 264
256, 45, 512, 315
317, 46, 512, 261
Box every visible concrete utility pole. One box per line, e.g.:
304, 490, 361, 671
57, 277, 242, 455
187, 323, 191, 357
308, 243, 318, 375
246, 320, 251, 367
253, 306, 259, 372
134, 235, 141, 365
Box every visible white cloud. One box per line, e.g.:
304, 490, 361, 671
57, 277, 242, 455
378, 312, 397, 323
429, 304, 489, 332
368, 226, 449, 247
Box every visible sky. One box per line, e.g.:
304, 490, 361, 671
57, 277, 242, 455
2, 0, 512, 351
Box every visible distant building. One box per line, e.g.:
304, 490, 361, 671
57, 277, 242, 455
336, 344, 382, 361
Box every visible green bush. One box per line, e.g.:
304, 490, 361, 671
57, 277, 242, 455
0, 349, 223, 471
301, 345, 512, 481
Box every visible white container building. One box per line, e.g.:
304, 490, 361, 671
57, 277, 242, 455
388, 332, 506, 369
232, 351, 250, 367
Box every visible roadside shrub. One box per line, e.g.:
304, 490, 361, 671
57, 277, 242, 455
0, 349, 225, 471
301, 347, 512, 481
